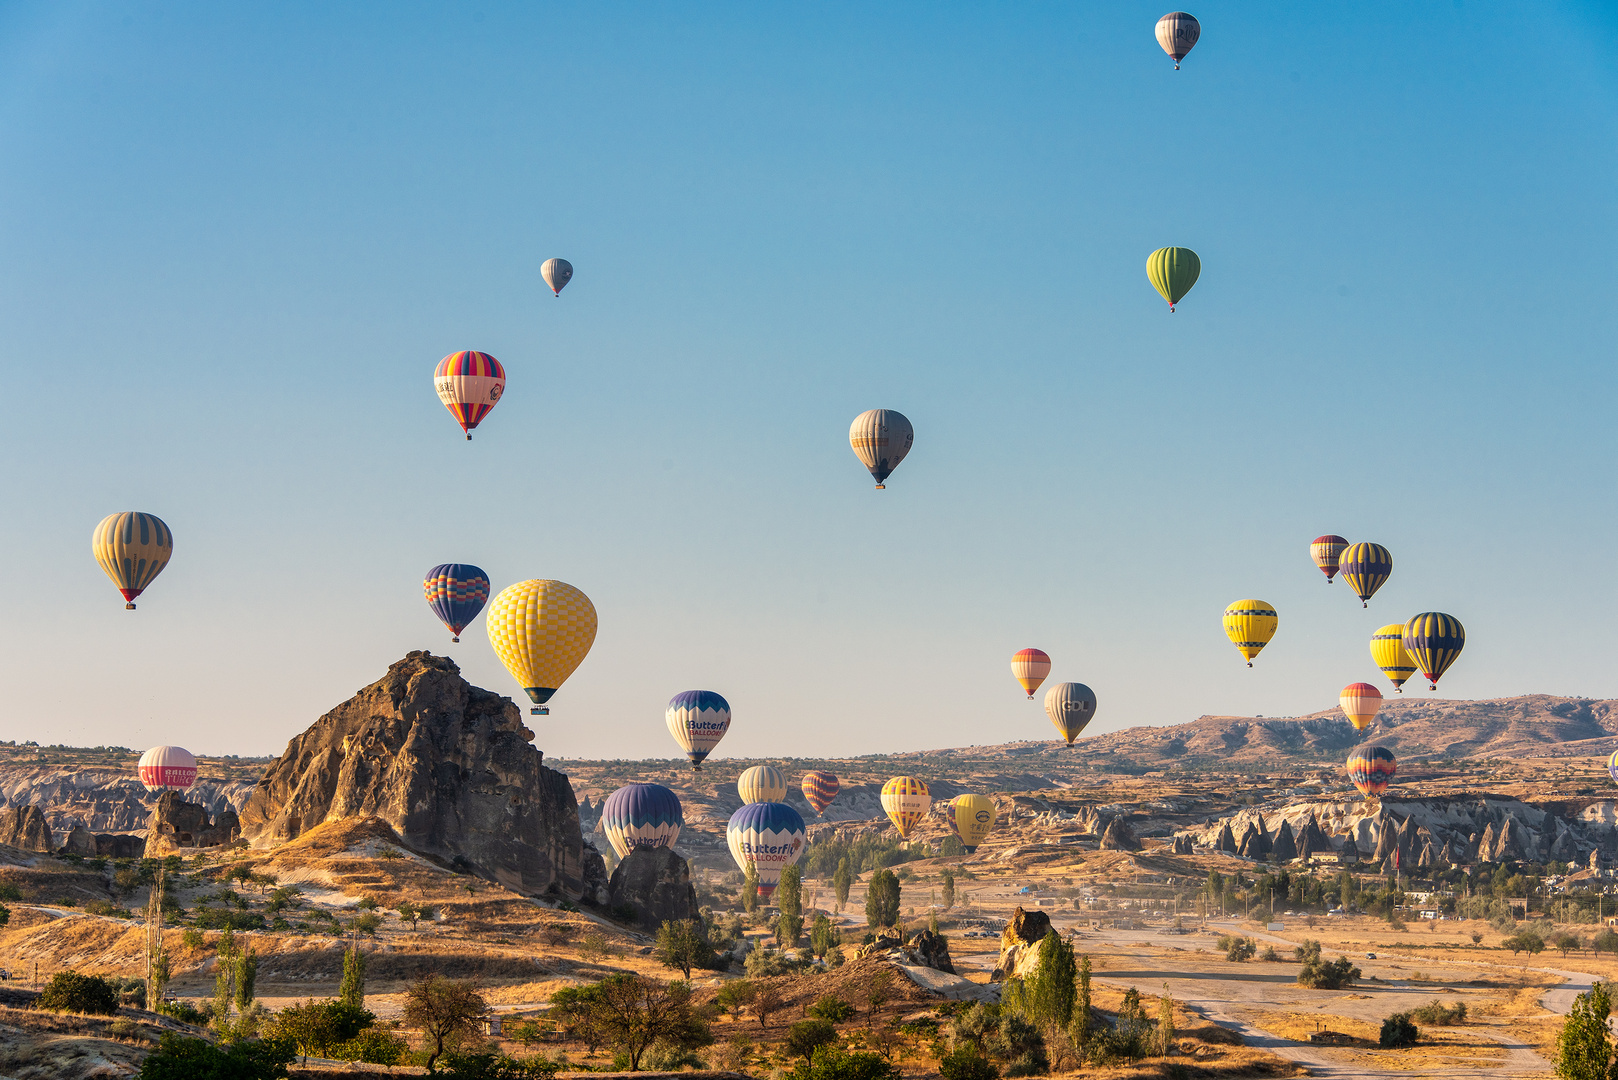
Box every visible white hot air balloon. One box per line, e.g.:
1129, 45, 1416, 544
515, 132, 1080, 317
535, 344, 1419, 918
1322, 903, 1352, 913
849, 409, 914, 489
541, 258, 574, 296
1155, 11, 1201, 69
138, 745, 198, 793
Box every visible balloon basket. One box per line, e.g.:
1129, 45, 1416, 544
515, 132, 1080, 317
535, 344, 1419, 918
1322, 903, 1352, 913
531, 706, 550, 715
466, 433, 472, 441
874, 484, 885, 490
451, 636, 460, 643
125, 603, 136, 610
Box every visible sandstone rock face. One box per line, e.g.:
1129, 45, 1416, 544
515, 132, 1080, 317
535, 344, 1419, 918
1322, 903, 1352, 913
606, 847, 697, 929
62, 824, 97, 855
96, 833, 144, 858
238, 652, 588, 898
992, 906, 1053, 982
905, 930, 956, 974
1099, 816, 1141, 851
1271, 820, 1298, 863
0, 805, 52, 853
145, 791, 241, 856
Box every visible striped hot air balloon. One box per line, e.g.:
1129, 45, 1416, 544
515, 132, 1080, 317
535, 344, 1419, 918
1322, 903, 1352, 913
1370, 624, 1418, 692
1339, 683, 1383, 732
737, 765, 787, 805
1155, 11, 1201, 68
800, 771, 840, 815
541, 258, 573, 296
1222, 600, 1277, 667
1044, 683, 1097, 745
726, 802, 806, 900
485, 579, 597, 715
881, 776, 932, 838
1311, 535, 1349, 583
849, 410, 914, 489
1347, 745, 1397, 798
601, 783, 683, 859
1011, 649, 1052, 699
666, 691, 731, 771
1147, 247, 1200, 311
1403, 612, 1465, 691
423, 564, 490, 642
138, 745, 197, 793
1339, 543, 1392, 607
433, 350, 506, 440
1608, 750, 1618, 786
949, 793, 997, 853
92, 512, 174, 610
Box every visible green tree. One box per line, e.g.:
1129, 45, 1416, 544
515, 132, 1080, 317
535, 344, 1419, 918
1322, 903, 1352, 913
743, 863, 760, 914
866, 869, 900, 929
790, 1043, 900, 1080
567, 973, 713, 1071
941, 868, 956, 911
339, 944, 366, 1008
1594, 929, 1618, 956
716, 980, 756, 1020
1380, 1011, 1419, 1048
1553, 933, 1585, 958
810, 913, 842, 959
137, 1033, 295, 1080
1503, 930, 1546, 956
234, 947, 258, 1011
787, 1018, 839, 1060
0, 903, 10, 928
401, 973, 487, 1073
396, 900, 418, 928
833, 858, 852, 913
38, 971, 119, 1015
654, 919, 714, 980
1555, 981, 1615, 1080
262, 1000, 374, 1062
778, 865, 804, 948
1069, 955, 1093, 1062
1011, 931, 1076, 1036
1159, 983, 1176, 1057
212, 927, 238, 1031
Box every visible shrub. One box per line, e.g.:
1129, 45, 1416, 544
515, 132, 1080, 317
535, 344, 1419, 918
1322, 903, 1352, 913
330, 1026, 410, 1065
1259, 946, 1279, 962
1410, 1000, 1466, 1026
808, 995, 856, 1023
1502, 930, 1546, 956
1380, 1012, 1419, 1048
434, 1051, 561, 1078
1216, 935, 1256, 962
791, 1043, 901, 1080
716, 979, 756, 1019
940, 1045, 1000, 1080
38, 970, 120, 1015
1087, 1025, 1151, 1066
136, 1032, 296, 1080
0, 881, 21, 901
262, 1000, 374, 1059
157, 998, 209, 1025
787, 1019, 839, 1060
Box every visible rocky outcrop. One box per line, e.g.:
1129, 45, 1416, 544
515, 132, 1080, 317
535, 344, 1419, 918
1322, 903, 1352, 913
992, 906, 1052, 982
1296, 813, 1331, 860
96, 833, 143, 858
145, 791, 240, 856
1271, 820, 1298, 863
61, 824, 97, 856
1237, 816, 1270, 860
606, 847, 697, 929
1169, 835, 1194, 855
1215, 821, 1238, 853
0, 805, 52, 853
1099, 817, 1140, 851
904, 930, 956, 974
239, 652, 589, 898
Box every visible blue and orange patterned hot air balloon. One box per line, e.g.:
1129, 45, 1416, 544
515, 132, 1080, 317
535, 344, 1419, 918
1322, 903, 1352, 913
1347, 744, 1396, 798
433, 351, 506, 440
801, 771, 841, 815
423, 564, 490, 642
1311, 535, 1349, 583
1338, 543, 1392, 608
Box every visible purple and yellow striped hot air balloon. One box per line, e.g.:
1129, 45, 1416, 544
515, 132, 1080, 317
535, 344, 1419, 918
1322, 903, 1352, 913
433, 351, 506, 440
423, 564, 490, 642
1347, 745, 1396, 799
800, 771, 840, 815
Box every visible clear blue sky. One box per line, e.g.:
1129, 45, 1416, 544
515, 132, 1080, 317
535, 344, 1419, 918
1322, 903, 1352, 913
1, 2, 1613, 761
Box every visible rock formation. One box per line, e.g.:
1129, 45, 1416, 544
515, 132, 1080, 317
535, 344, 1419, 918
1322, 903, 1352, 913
0, 805, 52, 852
1296, 813, 1331, 860
1237, 817, 1270, 860
1099, 816, 1140, 851
904, 930, 956, 974
239, 652, 590, 898
1169, 835, 1194, 855
95, 833, 143, 858
62, 824, 97, 855
1215, 821, 1238, 853
145, 791, 241, 856
1270, 819, 1298, 863
605, 847, 697, 929
992, 906, 1053, 982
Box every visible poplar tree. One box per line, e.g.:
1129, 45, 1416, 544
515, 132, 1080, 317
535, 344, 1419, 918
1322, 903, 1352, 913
339, 944, 366, 1009
940, 868, 956, 911
833, 859, 852, 913
776, 865, 803, 947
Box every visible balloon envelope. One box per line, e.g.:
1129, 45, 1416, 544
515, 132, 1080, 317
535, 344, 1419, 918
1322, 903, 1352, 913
1370, 624, 1419, 692
93, 512, 173, 609
423, 564, 490, 641
434, 351, 506, 438
1338, 543, 1392, 607
541, 258, 574, 296
950, 793, 997, 852
726, 801, 806, 900
849, 409, 914, 488
1044, 682, 1097, 745
1402, 612, 1465, 691
1608, 750, 1618, 786
737, 765, 788, 805
1347, 744, 1397, 798
601, 783, 683, 859
1311, 535, 1349, 582
1155, 11, 1201, 66
138, 745, 197, 792
666, 691, 731, 770
1222, 600, 1277, 666
881, 776, 932, 838
1011, 649, 1052, 699
1339, 683, 1383, 732
1147, 247, 1201, 310
801, 771, 841, 814
485, 579, 597, 713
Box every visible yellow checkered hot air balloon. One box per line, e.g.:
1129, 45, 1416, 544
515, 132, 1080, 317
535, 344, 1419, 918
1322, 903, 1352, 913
880, 776, 931, 839
486, 579, 597, 715
92, 512, 173, 610
1222, 600, 1277, 667
1370, 624, 1418, 692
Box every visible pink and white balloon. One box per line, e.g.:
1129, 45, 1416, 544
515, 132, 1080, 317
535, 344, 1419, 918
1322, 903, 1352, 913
138, 745, 197, 793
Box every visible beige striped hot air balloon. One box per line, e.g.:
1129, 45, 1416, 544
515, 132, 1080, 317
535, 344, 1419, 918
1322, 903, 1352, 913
849, 409, 913, 489
92, 512, 174, 610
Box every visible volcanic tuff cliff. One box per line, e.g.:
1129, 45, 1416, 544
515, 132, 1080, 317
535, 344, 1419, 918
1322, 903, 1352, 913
238, 651, 599, 897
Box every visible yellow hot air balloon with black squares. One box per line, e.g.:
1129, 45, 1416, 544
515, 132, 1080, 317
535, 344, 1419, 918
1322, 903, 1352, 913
486, 579, 597, 715
1222, 599, 1277, 667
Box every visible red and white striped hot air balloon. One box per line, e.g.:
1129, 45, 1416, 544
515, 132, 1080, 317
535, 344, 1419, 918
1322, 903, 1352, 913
138, 745, 197, 793
1010, 648, 1052, 699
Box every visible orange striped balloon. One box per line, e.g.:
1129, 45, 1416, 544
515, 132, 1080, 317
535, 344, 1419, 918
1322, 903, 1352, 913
1339, 683, 1383, 732
1010, 648, 1052, 699
800, 771, 840, 815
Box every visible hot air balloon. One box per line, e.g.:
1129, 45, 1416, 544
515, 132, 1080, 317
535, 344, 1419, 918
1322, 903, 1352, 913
1155, 11, 1200, 68
738, 765, 788, 805
1403, 612, 1465, 691
138, 745, 197, 793
1044, 682, 1097, 745
423, 564, 490, 642
601, 783, 683, 859
881, 776, 932, 839
1608, 750, 1618, 786
485, 579, 597, 715
92, 512, 173, 610
1346, 745, 1396, 798
801, 771, 841, 815
667, 691, 731, 772
1222, 600, 1277, 667
849, 409, 913, 489
1011, 649, 1052, 699
1311, 535, 1349, 583
1339, 543, 1392, 608
1339, 683, 1383, 732
1369, 624, 1418, 692
949, 793, 997, 853
1147, 247, 1201, 311
541, 258, 573, 296
726, 801, 806, 900
434, 350, 506, 440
